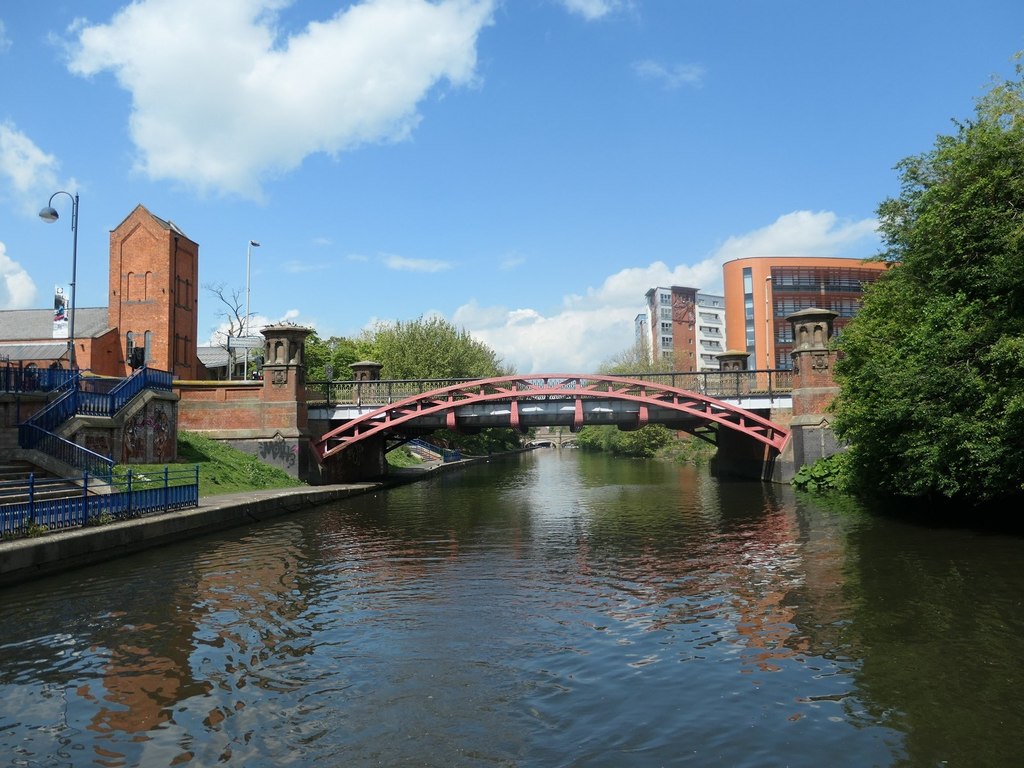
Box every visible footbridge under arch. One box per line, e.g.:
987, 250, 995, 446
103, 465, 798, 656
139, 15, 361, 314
311, 374, 790, 477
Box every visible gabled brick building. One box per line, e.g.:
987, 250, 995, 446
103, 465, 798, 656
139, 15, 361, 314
107, 205, 202, 379
0, 205, 205, 379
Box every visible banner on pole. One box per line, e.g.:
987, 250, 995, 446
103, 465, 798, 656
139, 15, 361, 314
53, 286, 69, 339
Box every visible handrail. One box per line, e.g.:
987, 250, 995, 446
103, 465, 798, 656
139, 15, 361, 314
17, 367, 174, 477
17, 424, 114, 482
1, 364, 80, 393
0, 465, 199, 537
307, 369, 794, 406
406, 438, 462, 463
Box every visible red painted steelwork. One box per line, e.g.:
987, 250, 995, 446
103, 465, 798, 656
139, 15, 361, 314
312, 374, 790, 462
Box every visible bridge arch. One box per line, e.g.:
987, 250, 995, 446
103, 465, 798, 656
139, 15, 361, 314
312, 374, 789, 462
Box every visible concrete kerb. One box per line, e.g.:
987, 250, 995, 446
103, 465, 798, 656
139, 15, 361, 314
0, 454, 501, 588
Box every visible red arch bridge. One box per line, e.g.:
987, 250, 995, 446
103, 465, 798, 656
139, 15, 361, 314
310, 372, 791, 464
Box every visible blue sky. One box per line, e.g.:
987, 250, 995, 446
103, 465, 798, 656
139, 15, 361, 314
1, 0, 1022, 373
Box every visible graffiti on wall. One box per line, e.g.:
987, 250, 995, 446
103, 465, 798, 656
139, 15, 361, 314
259, 436, 298, 470
123, 402, 174, 463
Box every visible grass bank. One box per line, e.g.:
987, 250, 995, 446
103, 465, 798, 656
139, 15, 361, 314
114, 433, 433, 497
114, 431, 304, 497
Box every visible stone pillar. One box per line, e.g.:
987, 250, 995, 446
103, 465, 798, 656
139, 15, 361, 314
716, 349, 750, 397
350, 360, 384, 404
716, 350, 748, 372
350, 361, 383, 381
258, 324, 313, 480
785, 307, 841, 472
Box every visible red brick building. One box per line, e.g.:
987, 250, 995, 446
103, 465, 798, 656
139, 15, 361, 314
0, 205, 204, 379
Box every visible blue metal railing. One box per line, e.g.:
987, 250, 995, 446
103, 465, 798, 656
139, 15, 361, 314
1, 365, 79, 393
0, 466, 200, 538
73, 367, 175, 418
18, 425, 114, 482
406, 438, 462, 463
18, 367, 175, 479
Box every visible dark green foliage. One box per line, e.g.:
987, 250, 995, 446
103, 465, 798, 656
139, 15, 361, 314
305, 334, 373, 380
441, 428, 525, 455
833, 59, 1024, 505
792, 453, 850, 494
575, 424, 675, 458
307, 317, 518, 453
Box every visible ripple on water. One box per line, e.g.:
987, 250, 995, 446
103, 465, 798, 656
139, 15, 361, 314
9, 452, 1019, 766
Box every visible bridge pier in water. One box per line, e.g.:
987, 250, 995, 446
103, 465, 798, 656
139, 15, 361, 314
709, 307, 840, 482
771, 307, 841, 483
316, 434, 388, 483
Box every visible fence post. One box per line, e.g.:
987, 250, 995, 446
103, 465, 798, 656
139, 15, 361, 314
164, 465, 170, 512
127, 469, 133, 517
82, 471, 89, 527
28, 472, 35, 527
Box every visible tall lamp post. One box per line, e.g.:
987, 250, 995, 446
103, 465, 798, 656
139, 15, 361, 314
763, 275, 773, 370
39, 191, 79, 370
244, 239, 260, 379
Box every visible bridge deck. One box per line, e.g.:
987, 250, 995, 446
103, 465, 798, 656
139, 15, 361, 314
307, 370, 792, 411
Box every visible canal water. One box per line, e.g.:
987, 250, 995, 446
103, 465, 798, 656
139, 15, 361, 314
1, 450, 1023, 767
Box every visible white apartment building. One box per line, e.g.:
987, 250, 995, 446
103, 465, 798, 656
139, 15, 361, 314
696, 292, 726, 370
635, 287, 727, 372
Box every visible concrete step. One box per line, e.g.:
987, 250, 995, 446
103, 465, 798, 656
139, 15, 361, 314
0, 461, 85, 507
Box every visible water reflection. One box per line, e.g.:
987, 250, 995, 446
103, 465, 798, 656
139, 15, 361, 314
1, 450, 1021, 766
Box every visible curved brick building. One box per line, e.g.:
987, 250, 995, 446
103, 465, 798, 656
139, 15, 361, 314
723, 256, 891, 370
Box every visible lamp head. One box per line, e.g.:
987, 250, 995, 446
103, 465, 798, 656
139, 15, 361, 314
39, 206, 60, 223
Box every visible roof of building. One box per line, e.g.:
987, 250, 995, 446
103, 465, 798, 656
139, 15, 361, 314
0, 342, 68, 361
113, 203, 194, 242
0, 308, 111, 342
196, 345, 230, 369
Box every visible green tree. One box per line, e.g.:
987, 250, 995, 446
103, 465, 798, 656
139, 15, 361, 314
574, 340, 681, 456
305, 334, 371, 380
599, 342, 677, 375
832, 59, 1024, 505
360, 316, 511, 379
575, 423, 674, 458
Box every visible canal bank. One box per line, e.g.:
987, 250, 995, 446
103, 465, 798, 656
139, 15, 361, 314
0, 454, 495, 588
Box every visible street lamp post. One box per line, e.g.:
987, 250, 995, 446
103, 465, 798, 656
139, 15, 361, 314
39, 191, 80, 369
763, 275, 773, 370
244, 239, 260, 379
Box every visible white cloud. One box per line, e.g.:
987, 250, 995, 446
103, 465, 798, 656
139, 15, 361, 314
0, 20, 11, 53
455, 211, 879, 373
383, 254, 452, 272
558, 0, 632, 20
67, 0, 495, 198
633, 59, 705, 90
0, 240, 37, 310
0, 121, 62, 215
711, 210, 879, 265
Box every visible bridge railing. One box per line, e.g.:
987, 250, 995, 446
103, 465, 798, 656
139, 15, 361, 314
306, 369, 793, 407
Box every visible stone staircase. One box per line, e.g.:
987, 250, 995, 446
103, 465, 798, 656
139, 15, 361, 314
0, 460, 85, 508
